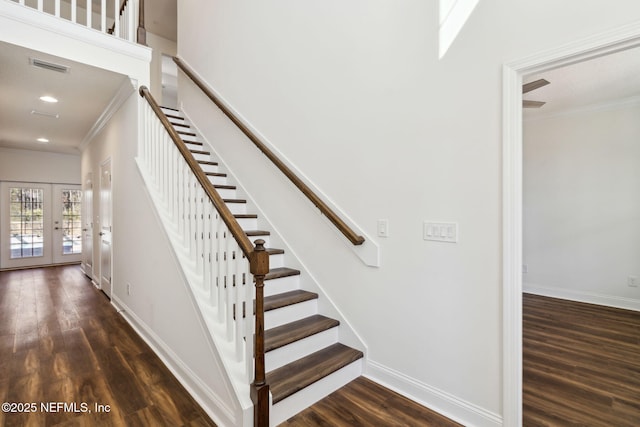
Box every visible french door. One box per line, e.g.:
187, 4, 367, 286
0, 182, 82, 269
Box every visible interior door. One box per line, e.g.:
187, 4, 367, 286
52, 184, 83, 265
81, 173, 93, 279
99, 159, 112, 298
0, 182, 52, 269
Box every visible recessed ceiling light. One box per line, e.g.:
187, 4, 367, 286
39, 95, 58, 103
36, 138, 50, 143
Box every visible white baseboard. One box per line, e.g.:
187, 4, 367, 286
523, 283, 640, 312
110, 295, 241, 427
366, 360, 502, 427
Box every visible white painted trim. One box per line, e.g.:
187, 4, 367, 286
110, 295, 240, 427
503, 19, 640, 427
79, 78, 136, 150
524, 283, 640, 313
0, 0, 150, 62
366, 360, 501, 427
176, 57, 380, 267
524, 94, 640, 123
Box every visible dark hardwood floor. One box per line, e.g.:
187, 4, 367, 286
0, 265, 465, 427
0, 265, 216, 427
523, 293, 640, 426
282, 377, 462, 427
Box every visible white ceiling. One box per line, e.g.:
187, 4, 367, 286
0, 1, 175, 156
0, 41, 128, 155
523, 46, 640, 119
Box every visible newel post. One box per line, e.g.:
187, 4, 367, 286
250, 239, 270, 426
137, 0, 147, 45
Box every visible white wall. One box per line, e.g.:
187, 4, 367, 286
146, 32, 177, 104
0, 147, 80, 183
81, 91, 242, 426
524, 104, 640, 310
177, 1, 640, 425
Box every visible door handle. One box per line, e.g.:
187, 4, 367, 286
99, 232, 105, 236
54, 227, 60, 230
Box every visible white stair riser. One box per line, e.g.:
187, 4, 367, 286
270, 359, 363, 427
181, 134, 201, 143
192, 152, 211, 162
226, 202, 247, 215
265, 299, 316, 330
207, 175, 228, 186
265, 253, 284, 269
213, 188, 235, 199
161, 108, 181, 116
265, 327, 337, 372
184, 140, 204, 150
235, 217, 257, 229
200, 163, 219, 174
264, 274, 299, 297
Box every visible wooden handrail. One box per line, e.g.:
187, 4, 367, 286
139, 86, 254, 257
173, 57, 366, 246
140, 86, 270, 425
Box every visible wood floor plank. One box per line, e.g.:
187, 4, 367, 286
523, 293, 640, 426
283, 377, 462, 426
0, 266, 216, 426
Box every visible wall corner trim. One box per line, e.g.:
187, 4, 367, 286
79, 78, 136, 151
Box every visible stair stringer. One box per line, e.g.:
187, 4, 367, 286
135, 158, 254, 427
181, 107, 369, 359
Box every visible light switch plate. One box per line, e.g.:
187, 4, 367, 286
423, 222, 458, 243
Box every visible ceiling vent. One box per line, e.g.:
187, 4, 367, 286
31, 110, 60, 119
30, 58, 70, 74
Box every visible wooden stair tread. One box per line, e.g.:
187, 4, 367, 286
206, 172, 226, 177
171, 122, 190, 128
245, 230, 270, 236
178, 130, 197, 137
198, 160, 218, 166
234, 213, 256, 219
165, 113, 184, 120
266, 267, 300, 280
184, 140, 203, 146
223, 198, 246, 204
267, 343, 363, 404
264, 290, 318, 312
215, 184, 236, 190
265, 314, 338, 352
190, 149, 209, 155
161, 106, 179, 112
266, 247, 285, 255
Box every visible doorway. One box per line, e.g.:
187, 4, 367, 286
502, 24, 640, 426
0, 181, 82, 269
81, 173, 94, 280
99, 159, 113, 298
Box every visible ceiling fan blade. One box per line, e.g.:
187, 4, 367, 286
522, 79, 550, 94
523, 100, 546, 108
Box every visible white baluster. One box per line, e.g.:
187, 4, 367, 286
233, 243, 244, 361
101, 0, 106, 32
225, 232, 234, 341
71, 0, 76, 23
195, 187, 204, 275
217, 219, 227, 324
55, 0, 60, 17
210, 211, 220, 308
114, 0, 119, 37
130, 0, 137, 42
86, 0, 92, 29
37, 0, 43, 12
19, 0, 25, 6
203, 201, 212, 294
245, 267, 255, 380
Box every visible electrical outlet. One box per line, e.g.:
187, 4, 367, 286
628, 276, 638, 288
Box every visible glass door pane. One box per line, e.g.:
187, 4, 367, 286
1, 182, 52, 269
53, 184, 83, 265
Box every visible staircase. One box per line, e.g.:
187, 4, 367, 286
144, 103, 364, 425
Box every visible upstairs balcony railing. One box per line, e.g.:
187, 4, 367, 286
10, 0, 146, 44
